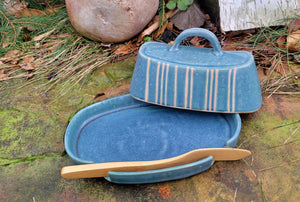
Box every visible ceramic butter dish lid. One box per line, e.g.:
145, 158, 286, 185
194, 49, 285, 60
130, 28, 262, 113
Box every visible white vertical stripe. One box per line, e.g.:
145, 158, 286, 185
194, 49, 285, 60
164, 64, 169, 105
174, 65, 178, 107
160, 63, 165, 105
184, 67, 190, 108
145, 58, 150, 101
189, 68, 194, 109
228, 69, 232, 112
204, 69, 209, 110
209, 69, 214, 111
232, 68, 237, 112
155, 62, 161, 103
213, 69, 219, 111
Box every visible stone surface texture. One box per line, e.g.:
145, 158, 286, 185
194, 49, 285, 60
66, 0, 159, 43
0, 58, 299, 201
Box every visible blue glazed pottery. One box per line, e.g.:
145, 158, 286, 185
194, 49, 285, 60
130, 28, 262, 113
64, 94, 241, 184
105, 156, 214, 184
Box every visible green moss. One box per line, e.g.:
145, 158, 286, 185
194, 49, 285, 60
0, 107, 65, 158
0, 109, 26, 157
0, 156, 67, 201
240, 112, 299, 169
0, 152, 61, 167
82, 72, 112, 95
104, 59, 135, 82
243, 112, 299, 147
0, 156, 114, 201
238, 110, 300, 201
105, 68, 133, 81
0, 109, 24, 140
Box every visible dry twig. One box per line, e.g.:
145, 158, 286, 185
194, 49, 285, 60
138, 10, 175, 42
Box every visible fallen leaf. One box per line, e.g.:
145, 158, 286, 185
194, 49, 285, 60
4, 49, 20, 58
4, 0, 27, 15
158, 184, 171, 200
19, 55, 35, 70
21, 62, 34, 71
1, 50, 20, 64
32, 61, 44, 69
45, 5, 64, 15
22, 55, 34, 64
34, 28, 56, 41
113, 42, 136, 55
287, 30, 300, 52
26, 8, 45, 16
10, 65, 21, 70
190, 36, 208, 48
0, 69, 11, 81
15, 8, 45, 18
277, 35, 286, 49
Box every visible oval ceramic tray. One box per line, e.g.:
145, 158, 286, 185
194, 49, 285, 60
65, 94, 241, 184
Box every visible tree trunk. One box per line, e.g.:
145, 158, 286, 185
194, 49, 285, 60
199, 0, 300, 32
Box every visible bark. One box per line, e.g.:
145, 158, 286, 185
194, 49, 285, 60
218, 0, 299, 31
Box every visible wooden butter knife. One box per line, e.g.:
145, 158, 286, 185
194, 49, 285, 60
61, 148, 251, 179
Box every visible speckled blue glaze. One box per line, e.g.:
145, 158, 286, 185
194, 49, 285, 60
65, 94, 241, 184
105, 156, 214, 184
130, 28, 262, 113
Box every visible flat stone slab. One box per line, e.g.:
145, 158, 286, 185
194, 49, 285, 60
0, 59, 299, 201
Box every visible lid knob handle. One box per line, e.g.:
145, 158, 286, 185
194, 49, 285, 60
170, 28, 223, 56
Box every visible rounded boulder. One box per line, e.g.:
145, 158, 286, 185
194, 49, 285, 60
66, 0, 159, 43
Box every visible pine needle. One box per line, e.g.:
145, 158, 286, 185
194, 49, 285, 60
0, 6, 119, 94
0, 9, 17, 46
244, 19, 300, 96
